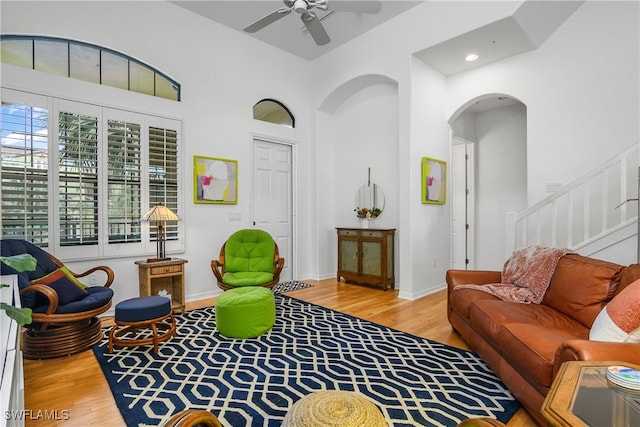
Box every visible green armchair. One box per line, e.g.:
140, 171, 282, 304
211, 229, 284, 291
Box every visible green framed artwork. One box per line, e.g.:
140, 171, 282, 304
422, 156, 446, 204
194, 155, 238, 204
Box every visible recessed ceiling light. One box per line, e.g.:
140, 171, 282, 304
465, 53, 479, 62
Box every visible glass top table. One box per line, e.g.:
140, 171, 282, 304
541, 361, 640, 426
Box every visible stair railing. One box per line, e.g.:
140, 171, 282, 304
506, 143, 639, 258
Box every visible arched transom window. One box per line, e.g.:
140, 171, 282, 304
0, 35, 180, 101
253, 99, 295, 128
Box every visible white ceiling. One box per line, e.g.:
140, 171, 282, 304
171, 1, 422, 60
170, 0, 583, 74
415, 0, 584, 76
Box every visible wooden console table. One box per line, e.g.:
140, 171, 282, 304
336, 228, 395, 290
135, 258, 187, 313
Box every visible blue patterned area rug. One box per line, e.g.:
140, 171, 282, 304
271, 280, 313, 294
93, 295, 520, 426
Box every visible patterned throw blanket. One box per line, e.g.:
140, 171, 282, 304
457, 245, 571, 303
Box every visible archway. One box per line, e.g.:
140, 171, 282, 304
449, 94, 527, 269
316, 74, 400, 283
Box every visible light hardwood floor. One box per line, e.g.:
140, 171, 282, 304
23, 279, 536, 426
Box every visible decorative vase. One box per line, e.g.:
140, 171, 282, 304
360, 219, 370, 229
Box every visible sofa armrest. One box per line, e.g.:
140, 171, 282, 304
446, 269, 502, 292
554, 339, 640, 377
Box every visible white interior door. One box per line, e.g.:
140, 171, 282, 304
451, 139, 475, 269
252, 139, 293, 282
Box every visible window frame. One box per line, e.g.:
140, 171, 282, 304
0, 35, 181, 101
253, 98, 295, 128
1, 87, 184, 261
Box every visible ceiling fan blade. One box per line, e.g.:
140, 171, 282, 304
328, 0, 381, 14
301, 12, 331, 45
244, 7, 292, 33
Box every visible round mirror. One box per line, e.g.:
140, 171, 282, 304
354, 183, 385, 219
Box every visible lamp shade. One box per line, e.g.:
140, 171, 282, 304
142, 205, 181, 222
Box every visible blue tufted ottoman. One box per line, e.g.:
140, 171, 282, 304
215, 287, 275, 338
108, 296, 176, 353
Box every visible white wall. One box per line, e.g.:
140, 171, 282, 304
406, 59, 451, 298
474, 104, 528, 269
447, 1, 639, 205
316, 80, 400, 280
311, 2, 521, 298
0, 1, 315, 308
310, 0, 638, 296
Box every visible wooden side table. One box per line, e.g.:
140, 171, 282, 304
541, 360, 640, 426
135, 258, 187, 313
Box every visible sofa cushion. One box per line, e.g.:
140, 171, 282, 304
617, 263, 640, 295
469, 299, 589, 389
450, 287, 501, 320
498, 323, 587, 389
542, 254, 622, 328
590, 279, 640, 342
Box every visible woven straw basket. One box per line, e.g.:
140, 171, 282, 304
282, 390, 388, 426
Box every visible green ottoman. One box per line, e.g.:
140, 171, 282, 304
215, 287, 275, 338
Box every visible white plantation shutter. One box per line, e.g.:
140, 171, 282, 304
0, 99, 50, 246
57, 110, 99, 247
107, 118, 142, 244
0, 88, 183, 260
148, 123, 180, 244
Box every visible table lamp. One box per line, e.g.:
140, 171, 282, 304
142, 205, 181, 262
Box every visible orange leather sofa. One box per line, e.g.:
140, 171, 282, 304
447, 254, 640, 425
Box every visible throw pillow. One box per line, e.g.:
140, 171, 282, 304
59, 266, 89, 288
31, 268, 89, 306
590, 279, 640, 342
0, 254, 38, 272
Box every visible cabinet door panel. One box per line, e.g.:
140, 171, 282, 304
386, 234, 394, 279
340, 240, 359, 273
361, 241, 382, 276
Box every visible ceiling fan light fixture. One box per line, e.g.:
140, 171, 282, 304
294, 0, 308, 14
465, 53, 479, 62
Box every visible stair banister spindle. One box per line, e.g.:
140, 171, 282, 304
584, 179, 590, 244
551, 198, 558, 247
603, 170, 609, 236
567, 188, 574, 247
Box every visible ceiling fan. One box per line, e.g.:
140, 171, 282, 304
243, 0, 382, 46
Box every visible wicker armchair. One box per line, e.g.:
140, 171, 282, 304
211, 229, 284, 291
0, 239, 114, 359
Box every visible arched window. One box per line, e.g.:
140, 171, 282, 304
0, 35, 180, 101
253, 99, 295, 128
